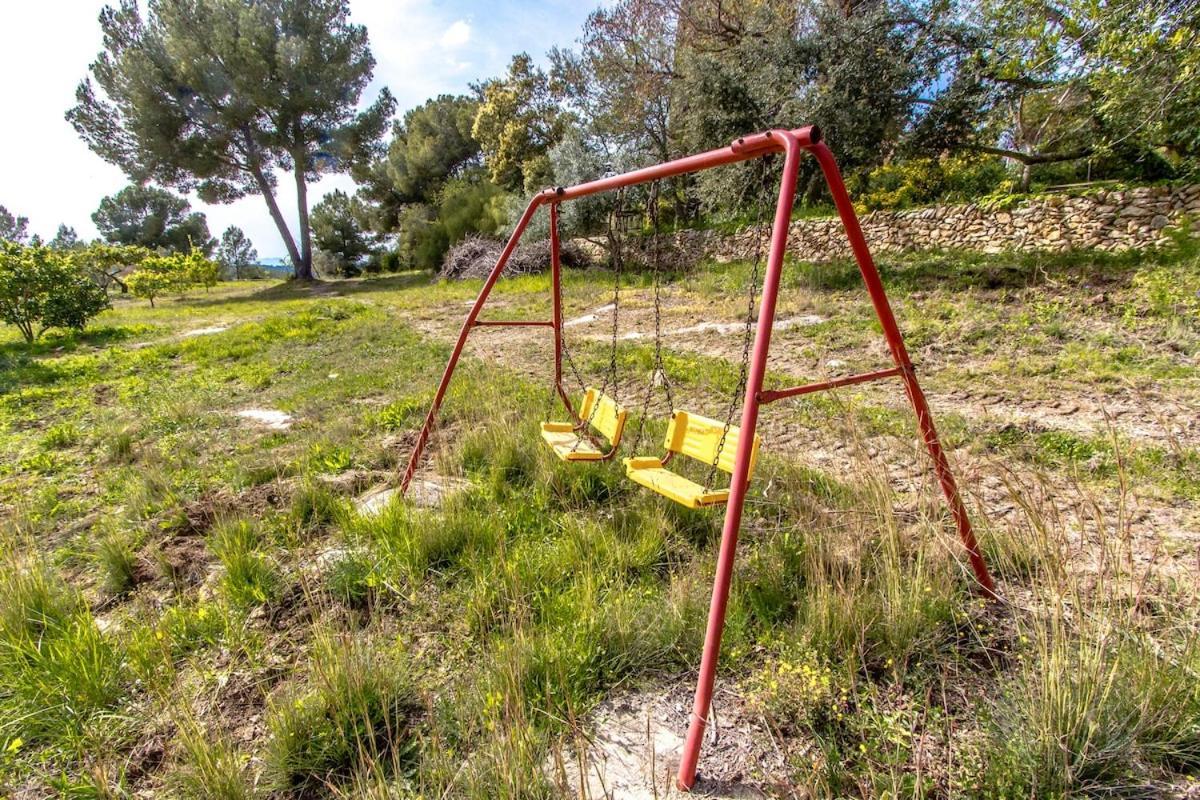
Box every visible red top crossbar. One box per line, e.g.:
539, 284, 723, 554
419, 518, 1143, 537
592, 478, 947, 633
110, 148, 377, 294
398, 125, 996, 792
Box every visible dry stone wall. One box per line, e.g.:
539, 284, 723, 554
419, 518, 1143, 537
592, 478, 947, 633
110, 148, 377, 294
575, 184, 1200, 267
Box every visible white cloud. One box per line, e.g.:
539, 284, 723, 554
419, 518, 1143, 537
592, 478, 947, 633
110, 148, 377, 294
439, 20, 471, 49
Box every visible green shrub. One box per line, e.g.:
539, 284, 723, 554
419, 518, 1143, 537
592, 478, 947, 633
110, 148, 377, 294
859, 155, 1010, 211
0, 242, 110, 343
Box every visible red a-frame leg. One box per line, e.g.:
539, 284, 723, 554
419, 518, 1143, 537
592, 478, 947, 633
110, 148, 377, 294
675, 134, 995, 791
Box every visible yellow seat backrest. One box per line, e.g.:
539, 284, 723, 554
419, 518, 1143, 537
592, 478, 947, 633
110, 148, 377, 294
663, 410, 759, 475
579, 388, 627, 445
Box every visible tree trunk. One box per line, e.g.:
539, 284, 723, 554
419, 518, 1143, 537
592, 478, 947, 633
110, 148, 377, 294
248, 161, 304, 279
293, 162, 314, 281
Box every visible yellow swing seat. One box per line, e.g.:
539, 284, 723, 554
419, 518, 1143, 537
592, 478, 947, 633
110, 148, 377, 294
541, 388, 627, 462
624, 410, 761, 509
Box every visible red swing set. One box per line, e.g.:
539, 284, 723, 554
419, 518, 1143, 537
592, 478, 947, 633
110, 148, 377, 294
400, 126, 996, 791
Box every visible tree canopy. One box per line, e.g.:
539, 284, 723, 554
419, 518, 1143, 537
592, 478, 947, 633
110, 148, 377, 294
216, 227, 258, 281
0, 242, 110, 343
92, 185, 213, 254
0, 206, 30, 244
472, 54, 568, 193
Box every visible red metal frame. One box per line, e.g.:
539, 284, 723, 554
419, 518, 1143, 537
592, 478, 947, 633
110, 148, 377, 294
399, 126, 997, 791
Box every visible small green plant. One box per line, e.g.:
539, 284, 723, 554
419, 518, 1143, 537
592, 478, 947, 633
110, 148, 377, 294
169, 721, 255, 800
209, 520, 280, 607
40, 423, 81, 450
94, 532, 140, 596
326, 551, 380, 608
265, 632, 419, 792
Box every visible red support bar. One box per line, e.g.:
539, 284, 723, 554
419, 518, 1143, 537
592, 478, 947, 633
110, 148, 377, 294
472, 320, 555, 327
677, 129, 805, 789
399, 197, 545, 495
540, 126, 821, 204
758, 367, 903, 404
809, 142, 997, 601
549, 204, 575, 418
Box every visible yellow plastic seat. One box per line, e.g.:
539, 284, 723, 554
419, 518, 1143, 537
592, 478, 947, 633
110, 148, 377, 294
541, 388, 627, 462
624, 410, 761, 509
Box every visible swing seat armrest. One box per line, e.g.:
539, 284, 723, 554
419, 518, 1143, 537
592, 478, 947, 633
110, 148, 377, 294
624, 456, 664, 470
541, 421, 576, 433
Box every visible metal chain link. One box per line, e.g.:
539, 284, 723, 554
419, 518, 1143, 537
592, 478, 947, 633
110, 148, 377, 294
631, 180, 675, 456
705, 156, 773, 491
563, 187, 625, 452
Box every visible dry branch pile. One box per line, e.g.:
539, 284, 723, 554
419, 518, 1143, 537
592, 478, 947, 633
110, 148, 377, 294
439, 234, 590, 280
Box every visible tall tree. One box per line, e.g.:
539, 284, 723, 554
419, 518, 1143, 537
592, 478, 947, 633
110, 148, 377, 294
216, 226, 258, 280
92, 185, 213, 253
472, 54, 568, 193
387, 95, 481, 203
68, 0, 394, 281
50, 225, 81, 250
0, 206, 30, 244
310, 190, 373, 275
550, 0, 678, 164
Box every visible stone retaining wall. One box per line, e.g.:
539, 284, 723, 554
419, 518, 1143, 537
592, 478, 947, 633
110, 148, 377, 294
575, 184, 1200, 267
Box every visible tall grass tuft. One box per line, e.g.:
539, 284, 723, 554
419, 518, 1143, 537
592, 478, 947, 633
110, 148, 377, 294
169, 721, 256, 800
265, 631, 419, 793
209, 519, 280, 607
0, 553, 123, 749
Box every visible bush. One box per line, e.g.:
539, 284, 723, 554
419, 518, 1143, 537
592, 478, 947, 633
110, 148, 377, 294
127, 250, 220, 305
0, 242, 110, 343
858, 155, 1010, 211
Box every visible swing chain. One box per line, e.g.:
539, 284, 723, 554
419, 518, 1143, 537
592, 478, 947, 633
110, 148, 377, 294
562, 187, 625, 452
705, 157, 772, 491
631, 180, 674, 455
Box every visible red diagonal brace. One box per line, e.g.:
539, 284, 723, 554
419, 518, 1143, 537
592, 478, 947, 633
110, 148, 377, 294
758, 366, 903, 404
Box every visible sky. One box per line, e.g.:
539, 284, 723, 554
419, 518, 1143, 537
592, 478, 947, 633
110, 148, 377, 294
0, 0, 594, 259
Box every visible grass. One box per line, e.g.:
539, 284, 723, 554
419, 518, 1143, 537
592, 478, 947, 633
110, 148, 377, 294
0, 241, 1197, 796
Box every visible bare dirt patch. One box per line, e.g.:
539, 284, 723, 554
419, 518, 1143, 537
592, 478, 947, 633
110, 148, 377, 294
549, 682, 787, 799
236, 408, 294, 430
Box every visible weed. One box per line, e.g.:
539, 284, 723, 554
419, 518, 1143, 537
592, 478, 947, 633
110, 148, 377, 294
40, 423, 80, 450
94, 532, 139, 596
265, 631, 419, 792
169, 722, 255, 800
